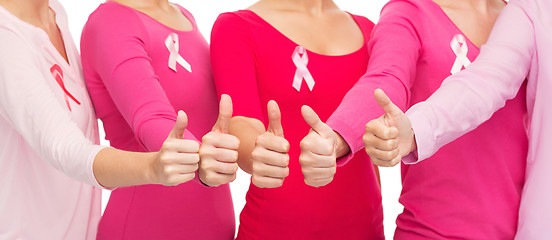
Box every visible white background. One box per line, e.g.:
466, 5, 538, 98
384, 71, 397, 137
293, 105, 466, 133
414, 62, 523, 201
58, 0, 401, 238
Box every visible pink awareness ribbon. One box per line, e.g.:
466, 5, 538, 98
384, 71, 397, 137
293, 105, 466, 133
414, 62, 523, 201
450, 34, 472, 74
292, 46, 315, 92
50, 64, 80, 111
165, 33, 192, 73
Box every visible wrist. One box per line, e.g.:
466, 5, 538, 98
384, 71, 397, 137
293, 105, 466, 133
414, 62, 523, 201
335, 131, 351, 158
144, 152, 160, 185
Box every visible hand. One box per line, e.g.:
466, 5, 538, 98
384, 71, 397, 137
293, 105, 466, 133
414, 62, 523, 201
199, 94, 240, 187
251, 100, 290, 188
364, 89, 414, 167
153, 110, 200, 186
299, 105, 337, 187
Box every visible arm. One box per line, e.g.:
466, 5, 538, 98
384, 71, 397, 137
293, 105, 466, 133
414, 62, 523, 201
406, 2, 534, 162
0, 32, 198, 189
81, 8, 197, 152
326, 0, 422, 163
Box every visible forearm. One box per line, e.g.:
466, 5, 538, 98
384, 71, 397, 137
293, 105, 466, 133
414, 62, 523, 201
92, 148, 156, 189
229, 116, 265, 174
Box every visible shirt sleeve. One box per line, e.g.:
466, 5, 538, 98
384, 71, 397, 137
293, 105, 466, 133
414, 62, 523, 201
210, 12, 264, 121
326, 0, 422, 163
0, 30, 105, 187
81, 7, 197, 152
405, 2, 534, 163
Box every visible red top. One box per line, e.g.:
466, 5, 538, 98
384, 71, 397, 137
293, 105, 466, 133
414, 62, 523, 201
211, 10, 384, 240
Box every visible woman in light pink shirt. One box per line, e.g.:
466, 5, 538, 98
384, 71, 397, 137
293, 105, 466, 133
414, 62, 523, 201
365, 0, 552, 238
0, 0, 234, 239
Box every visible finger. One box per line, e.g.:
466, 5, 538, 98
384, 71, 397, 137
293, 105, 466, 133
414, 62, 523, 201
363, 133, 399, 151
201, 172, 237, 187
209, 161, 239, 175
365, 147, 400, 162
252, 175, 285, 188
303, 167, 336, 180
203, 132, 240, 150
162, 139, 200, 153
266, 100, 284, 137
256, 133, 290, 153
212, 94, 233, 133
374, 89, 404, 120
300, 132, 334, 156
251, 147, 289, 167
169, 110, 188, 139
299, 153, 336, 168
371, 155, 402, 167
252, 163, 289, 178
305, 177, 333, 188
166, 173, 196, 186
211, 148, 239, 163
365, 118, 400, 140
301, 105, 334, 138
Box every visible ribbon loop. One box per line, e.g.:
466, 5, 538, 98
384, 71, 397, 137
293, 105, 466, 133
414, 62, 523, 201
165, 33, 192, 73
50, 64, 81, 111
292, 46, 315, 92
450, 34, 472, 74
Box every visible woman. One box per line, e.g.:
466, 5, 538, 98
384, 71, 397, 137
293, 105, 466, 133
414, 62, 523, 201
81, 0, 238, 239
364, 0, 551, 238
0, 0, 215, 239
324, 0, 528, 239
211, 0, 384, 239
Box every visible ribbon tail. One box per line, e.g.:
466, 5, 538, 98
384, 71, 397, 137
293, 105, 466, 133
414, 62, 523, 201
292, 72, 302, 92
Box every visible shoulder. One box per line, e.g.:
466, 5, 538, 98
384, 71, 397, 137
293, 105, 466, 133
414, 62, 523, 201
84, 2, 144, 33
212, 10, 258, 38
348, 13, 375, 30
172, 4, 197, 25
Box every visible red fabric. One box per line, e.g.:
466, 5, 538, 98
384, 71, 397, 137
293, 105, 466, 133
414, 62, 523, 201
211, 10, 384, 240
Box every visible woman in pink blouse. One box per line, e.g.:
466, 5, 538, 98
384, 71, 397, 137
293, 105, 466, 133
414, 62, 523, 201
312, 0, 529, 239
211, 0, 384, 239
364, 0, 552, 239
81, 1, 239, 239
0, 0, 219, 239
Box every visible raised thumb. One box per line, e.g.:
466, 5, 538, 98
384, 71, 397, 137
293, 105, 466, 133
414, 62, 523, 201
170, 110, 188, 139
374, 89, 403, 123
212, 94, 233, 134
267, 100, 284, 137
301, 105, 333, 138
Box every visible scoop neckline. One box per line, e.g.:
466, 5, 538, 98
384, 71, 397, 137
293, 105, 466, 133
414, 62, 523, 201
106, 1, 196, 34
240, 9, 368, 57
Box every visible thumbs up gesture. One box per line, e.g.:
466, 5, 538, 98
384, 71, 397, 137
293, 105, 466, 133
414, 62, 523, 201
299, 106, 339, 187
198, 94, 241, 187
364, 89, 415, 167
250, 100, 290, 188
153, 110, 200, 186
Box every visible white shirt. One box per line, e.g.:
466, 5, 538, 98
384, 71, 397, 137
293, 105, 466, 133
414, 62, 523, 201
0, 1, 105, 239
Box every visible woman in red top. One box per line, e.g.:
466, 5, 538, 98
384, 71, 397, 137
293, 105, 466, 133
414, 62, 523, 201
211, 0, 384, 239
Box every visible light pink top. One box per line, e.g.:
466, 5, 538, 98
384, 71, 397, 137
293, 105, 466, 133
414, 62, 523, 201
405, 0, 551, 239
81, 2, 234, 239
327, 0, 528, 239
0, 1, 105, 239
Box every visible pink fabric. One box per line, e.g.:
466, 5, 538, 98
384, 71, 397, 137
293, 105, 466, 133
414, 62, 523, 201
81, 2, 234, 239
0, 1, 104, 239
327, 0, 528, 239
405, 0, 552, 238
211, 10, 384, 240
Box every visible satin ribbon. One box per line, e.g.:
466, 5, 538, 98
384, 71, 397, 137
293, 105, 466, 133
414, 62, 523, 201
450, 34, 472, 74
292, 46, 315, 92
50, 64, 80, 111
165, 33, 192, 73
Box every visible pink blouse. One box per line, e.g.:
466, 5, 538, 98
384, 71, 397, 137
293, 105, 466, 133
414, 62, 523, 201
327, 0, 528, 239
81, 2, 234, 239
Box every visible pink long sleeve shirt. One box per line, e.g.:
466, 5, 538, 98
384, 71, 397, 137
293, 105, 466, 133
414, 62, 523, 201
81, 2, 234, 239
405, 0, 552, 239
327, 0, 528, 239
0, 1, 105, 239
